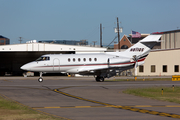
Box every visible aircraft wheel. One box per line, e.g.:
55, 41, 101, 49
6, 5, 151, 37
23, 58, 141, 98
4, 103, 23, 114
99, 77, 104, 82
96, 76, 104, 82
96, 76, 100, 82
96, 77, 100, 82
38, 77, 43, 82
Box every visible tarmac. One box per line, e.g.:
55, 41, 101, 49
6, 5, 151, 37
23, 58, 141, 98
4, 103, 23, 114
0, 76, 180, 120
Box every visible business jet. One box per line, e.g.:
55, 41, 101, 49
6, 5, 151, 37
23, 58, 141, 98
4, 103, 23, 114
21, 35, 161, 82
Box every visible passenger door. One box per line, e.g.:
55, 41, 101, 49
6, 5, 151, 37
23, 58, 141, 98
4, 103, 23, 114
53, 58, 60, 71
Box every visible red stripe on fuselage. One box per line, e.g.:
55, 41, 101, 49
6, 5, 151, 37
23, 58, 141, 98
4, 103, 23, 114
34, 57, 146, 68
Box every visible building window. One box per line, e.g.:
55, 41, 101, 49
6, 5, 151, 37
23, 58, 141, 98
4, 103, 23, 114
175, 65, 179, 72
121, 45, 128, 49
139, 65, 144, 72
151, 65, 156, 72
0, 40, 4, 43
163, 65, 167, 72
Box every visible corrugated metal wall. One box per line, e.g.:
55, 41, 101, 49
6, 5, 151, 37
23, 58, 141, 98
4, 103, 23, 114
161, 31, 180, 49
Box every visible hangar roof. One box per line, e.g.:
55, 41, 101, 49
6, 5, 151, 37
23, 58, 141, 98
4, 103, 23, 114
0, 43, 107, 53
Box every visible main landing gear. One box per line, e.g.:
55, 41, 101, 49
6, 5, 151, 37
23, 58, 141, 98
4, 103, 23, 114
38, 72, 43, 82
96, 76, 104, 82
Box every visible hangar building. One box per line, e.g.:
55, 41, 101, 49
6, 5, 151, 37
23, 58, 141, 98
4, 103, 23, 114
0, 43, 106, 76
161, 29, 180, 49
137, 49, 180, 76
113, 30, 180, 76
137, 29, 180, 76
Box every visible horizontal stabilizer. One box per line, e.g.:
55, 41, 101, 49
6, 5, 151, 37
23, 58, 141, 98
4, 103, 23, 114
140, 35, 161, 42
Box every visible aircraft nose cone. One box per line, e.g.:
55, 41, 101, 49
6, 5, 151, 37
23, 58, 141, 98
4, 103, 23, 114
20, 64, 29, 71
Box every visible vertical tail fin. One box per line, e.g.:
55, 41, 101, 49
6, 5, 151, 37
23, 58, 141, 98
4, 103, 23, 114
122, 35, 161, 59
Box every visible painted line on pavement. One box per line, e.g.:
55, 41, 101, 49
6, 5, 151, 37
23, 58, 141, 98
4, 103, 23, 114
33, 105, 180, 109
53, 89, 180, 119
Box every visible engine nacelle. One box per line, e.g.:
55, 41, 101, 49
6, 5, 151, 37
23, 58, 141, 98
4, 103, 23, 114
108, 57, 131, 67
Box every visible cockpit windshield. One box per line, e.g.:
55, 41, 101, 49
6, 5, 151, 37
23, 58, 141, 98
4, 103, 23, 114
36, 56, 50, 61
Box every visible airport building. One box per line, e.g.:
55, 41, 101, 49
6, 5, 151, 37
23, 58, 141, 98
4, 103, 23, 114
161, 29, 180, 49
136, 29, 180, 76
114, 35, 132, 50
113, 30, 180, 76
0, 35, 10, 45
0, 42, 106, 76
38, 39, 88, 45
137, 49, 180, 76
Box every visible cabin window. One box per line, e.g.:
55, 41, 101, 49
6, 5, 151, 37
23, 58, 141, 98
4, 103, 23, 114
83, 58, 86, 62
78, 58, 81, 62
68, 58, 70, 62
94, 58, 97, 61
89, 58, 92, 61
73, 58, 75, 62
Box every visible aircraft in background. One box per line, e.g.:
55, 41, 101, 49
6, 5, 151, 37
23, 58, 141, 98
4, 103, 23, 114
21, 35, 161, 82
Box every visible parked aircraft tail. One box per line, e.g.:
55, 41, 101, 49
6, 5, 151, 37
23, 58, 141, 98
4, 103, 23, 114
121, 35, 161, 67
123, 35, 161, 57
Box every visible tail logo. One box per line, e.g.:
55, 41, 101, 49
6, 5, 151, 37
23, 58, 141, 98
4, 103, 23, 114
130, 48, 144, 52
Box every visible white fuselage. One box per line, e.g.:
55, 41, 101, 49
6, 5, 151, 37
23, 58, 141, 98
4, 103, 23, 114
21, 53, 137, 74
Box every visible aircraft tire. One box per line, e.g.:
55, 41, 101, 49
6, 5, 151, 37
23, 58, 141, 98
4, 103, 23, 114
99, 77, 104, 82
96, 77, 100, 82
96, 76, 104, 82
38, 77, 43, 82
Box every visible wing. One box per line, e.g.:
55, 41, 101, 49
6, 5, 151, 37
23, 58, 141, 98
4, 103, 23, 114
78, 63, 135, 78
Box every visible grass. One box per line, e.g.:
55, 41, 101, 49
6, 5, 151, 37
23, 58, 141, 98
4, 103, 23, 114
0, 96, 65, 120
123, 86, 180, 104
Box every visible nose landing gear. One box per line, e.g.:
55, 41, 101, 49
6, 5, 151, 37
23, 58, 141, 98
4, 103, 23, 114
38, 77, 43, 82
38, 72, 43, 82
